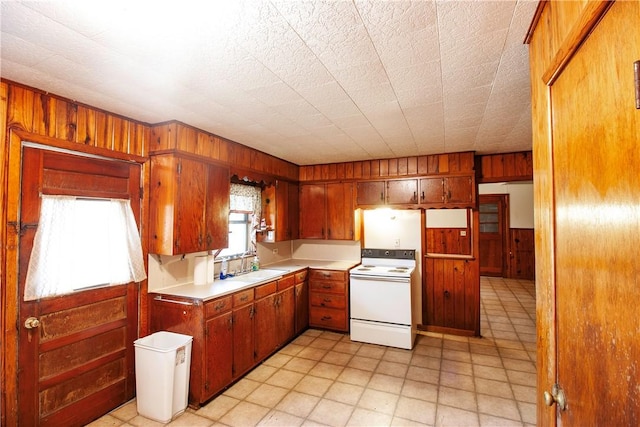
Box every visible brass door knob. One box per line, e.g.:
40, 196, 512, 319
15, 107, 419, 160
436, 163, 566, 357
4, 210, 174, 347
544, 384, 567, 411
24, 317, 40, 329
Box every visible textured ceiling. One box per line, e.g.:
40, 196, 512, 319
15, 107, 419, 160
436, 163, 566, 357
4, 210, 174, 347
0, 0, 537, 165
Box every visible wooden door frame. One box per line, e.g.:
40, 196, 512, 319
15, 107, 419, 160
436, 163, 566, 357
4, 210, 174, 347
1, 129, 147, 426
479, 194, 510, 277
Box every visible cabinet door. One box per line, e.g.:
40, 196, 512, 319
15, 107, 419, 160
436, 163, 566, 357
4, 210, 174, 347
387, 179, 418, 205
444, 176, 474, 205
356, 181, 385, 206
326, 182, 354, 240
254, 294, 278, 362
276, 287, 295, 345
287, 182, 299, 240
232, 304, 255, 379
299, 184, 326, 239
176, 158, 208, 253
205, 164, 230, 249
205, 312, 233, 398
419, 177, 444, 205
294, 281, 309, 335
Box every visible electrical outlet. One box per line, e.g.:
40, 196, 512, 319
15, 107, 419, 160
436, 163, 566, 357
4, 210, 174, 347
394, 238, 400, 247
460, 230, 467, 236
272, 248, 278, 254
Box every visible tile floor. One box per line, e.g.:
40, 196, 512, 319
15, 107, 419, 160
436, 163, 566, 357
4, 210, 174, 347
89, 276, 537, 427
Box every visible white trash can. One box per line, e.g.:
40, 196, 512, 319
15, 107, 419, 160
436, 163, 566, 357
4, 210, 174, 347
134, 331, 193, 423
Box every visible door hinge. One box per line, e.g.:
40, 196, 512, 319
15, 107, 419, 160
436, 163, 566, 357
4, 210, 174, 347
139, 186, 144, 200
177, 161, 182, 175
634, 60, 640, 109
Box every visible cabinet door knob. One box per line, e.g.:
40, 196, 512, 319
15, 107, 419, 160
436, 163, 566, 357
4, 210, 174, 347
444, 290, 450, 298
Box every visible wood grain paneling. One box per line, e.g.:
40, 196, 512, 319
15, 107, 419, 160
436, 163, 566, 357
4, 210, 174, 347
425, 228, 471, 256
476, 151, 533, 183
509, 229, 535, 280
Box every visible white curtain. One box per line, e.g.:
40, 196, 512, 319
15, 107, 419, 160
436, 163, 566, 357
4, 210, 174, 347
229, 183, 261, 253
24, 195, 147, 301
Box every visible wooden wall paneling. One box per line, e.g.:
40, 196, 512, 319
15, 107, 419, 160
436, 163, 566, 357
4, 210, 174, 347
510, 229, 535, 280
438, 154, 449, 174
388, 158, 398, 176
95, 111, 114, 151
112, 117, 128, 153
0, 82, 7, 427
463, 258, 478, 333
417, 156, 428, 175
321, 164, 330, 180
335, 162, 345, 180
490, 155, 504, 179
370, 160, 380, 177
502, 153, 516, 178
54, 97, 77, 142
7, 85, 35, 132
379, 159, 389, 177
427, 155, 439, 174
447, 153, 460, 173
236, 144, 252, 170
407, 156, 417, 175
312, 165, 322, 181
460, 152, 475, 172
176, 124, 196, 153
327, 163, 337, 180
345, 162, 354, 179
353, 162, 362, 179
397, 157, 408, 176
219, 138, 232, 163
76, 105, 96, 146
361, 161, 370, 179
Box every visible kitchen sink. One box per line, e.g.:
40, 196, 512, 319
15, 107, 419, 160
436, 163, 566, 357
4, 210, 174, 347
221, 269, 285, 284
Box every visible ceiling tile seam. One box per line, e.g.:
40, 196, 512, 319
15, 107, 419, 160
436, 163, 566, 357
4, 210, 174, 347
266, 0, 381, 160
351, 0, 419, 158
433, 0, 447, 153
475, 3, 519, 147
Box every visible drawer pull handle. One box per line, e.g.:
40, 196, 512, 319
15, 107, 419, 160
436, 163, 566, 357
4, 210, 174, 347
321, 315, 332, 321
322, 285, 331, 289
240, 295, 248, 302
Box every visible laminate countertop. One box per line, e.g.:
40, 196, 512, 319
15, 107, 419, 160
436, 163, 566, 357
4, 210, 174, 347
150, 258, 359, 301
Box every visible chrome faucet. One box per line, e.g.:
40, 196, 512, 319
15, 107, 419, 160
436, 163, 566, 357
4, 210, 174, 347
240, 251, 251, 274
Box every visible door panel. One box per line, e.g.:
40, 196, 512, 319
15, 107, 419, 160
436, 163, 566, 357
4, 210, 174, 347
18, 147, 140, 426
551, 2, 639, 424
479, 195, 506, 276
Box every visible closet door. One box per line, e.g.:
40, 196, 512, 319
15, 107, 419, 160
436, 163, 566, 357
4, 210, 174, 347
549, 2, 640, 425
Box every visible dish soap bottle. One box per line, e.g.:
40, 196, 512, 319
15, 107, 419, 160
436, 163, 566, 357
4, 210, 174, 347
251, 255, 260, 271
220, 257, 228, 279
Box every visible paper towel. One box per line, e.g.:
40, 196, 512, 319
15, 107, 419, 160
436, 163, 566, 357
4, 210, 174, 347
193, 255, 208, 285
207, 255, 215, 283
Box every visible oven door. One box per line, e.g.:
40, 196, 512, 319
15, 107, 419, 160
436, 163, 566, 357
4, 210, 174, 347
349, 274, 411, 325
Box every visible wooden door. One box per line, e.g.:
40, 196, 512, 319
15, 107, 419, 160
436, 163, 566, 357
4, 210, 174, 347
287, 182, 300, 240
549, 2, 639, 424
175, 157, 207, 253
294, 281, 309, 335
18, 147, 140, 426
276, 286, 295, 345
205, 164, 230, 250
205, 312, 233, 398
326, 182, 354, 240
356, 180, 385, 206
299, 184, 326, 239
444, 176, 474, 205
386, 179, 418, 204
232, 304, 255, 379
419, 177, 444, 204
479, 195, 507, 276
254, 292, 278, 362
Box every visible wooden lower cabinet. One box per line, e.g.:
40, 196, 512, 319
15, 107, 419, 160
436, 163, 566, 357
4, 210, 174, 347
149, 272, 310, 408
308, 269, 349, 332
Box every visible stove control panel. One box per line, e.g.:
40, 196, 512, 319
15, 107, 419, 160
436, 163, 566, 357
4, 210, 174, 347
361, 248, 415, 260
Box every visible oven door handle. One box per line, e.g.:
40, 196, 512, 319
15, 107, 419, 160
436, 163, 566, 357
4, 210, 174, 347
350, 275, 410, 283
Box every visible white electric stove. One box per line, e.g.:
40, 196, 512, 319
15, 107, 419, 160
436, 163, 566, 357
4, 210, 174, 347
349, 248, 417, 349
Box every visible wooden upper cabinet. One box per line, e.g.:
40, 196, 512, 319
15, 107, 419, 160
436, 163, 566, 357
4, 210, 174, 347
300, 182, 357, 240
261, 180, 299, 242
149, 153, 230, 255
419, 174, 476, 208
387, 179, 419, 205
356, 181, 385, 205
299, 184, 327, 239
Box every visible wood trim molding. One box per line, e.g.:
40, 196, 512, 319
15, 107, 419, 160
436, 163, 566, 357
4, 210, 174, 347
542, 0, 613, 85
523, 1, 547, 45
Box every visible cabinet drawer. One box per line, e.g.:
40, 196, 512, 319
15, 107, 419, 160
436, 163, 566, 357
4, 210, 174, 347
309, 307, 347, 331
310, 292, 346, 309
310, 280, 346, 294
205, 295, 232, 317
277, 275, 295, 290
233, 289, 254, 306
294, 269, 308, 283
255, 281, 277, 299
310, 269, 347, 282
